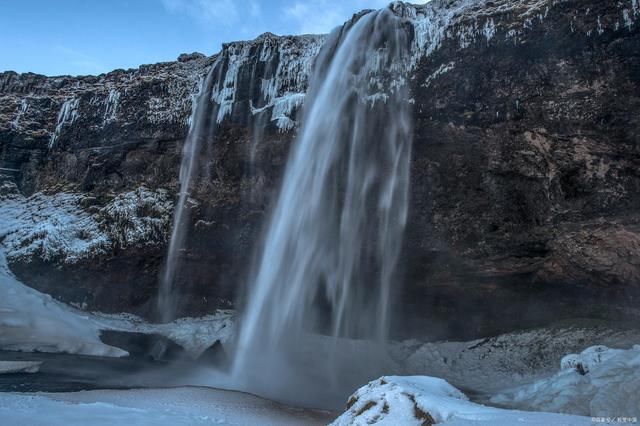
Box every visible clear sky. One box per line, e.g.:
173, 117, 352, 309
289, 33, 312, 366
0, 0, 428, 76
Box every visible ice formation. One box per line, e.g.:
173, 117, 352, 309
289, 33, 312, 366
49, 98, 80, 148
103, 88, 120, 123
491, 345, 640, 417
210, 34, 324, 129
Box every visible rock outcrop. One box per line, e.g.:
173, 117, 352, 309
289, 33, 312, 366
1, 0, 639, 338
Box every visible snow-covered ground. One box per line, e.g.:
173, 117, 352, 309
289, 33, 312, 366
331, 375, 591, 425
0, 387, 334, 426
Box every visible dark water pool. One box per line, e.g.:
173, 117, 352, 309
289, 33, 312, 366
0, 350, 180, 393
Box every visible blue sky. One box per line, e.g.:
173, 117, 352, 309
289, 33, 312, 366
0, 0, 427, 76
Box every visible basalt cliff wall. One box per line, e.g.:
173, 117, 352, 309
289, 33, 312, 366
1, 0, 639, 339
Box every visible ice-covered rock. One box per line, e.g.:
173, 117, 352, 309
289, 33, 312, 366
491, 345, 640, 417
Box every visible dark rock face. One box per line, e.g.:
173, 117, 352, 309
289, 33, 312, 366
1, 0, 639, 339
401, 0, 640, 338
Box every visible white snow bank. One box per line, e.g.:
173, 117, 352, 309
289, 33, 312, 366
0, 387, 333, 426
491, 345, 640, 418
0, 360, 41, 374
331, 375, 590, 425
0, 252, 128, 357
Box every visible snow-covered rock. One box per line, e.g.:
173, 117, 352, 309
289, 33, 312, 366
92, 311, 235, 359
0, 192, 109, 264
331, 375, 590, 425
0, 187, 172, 265
491, 345, 640, 418
99, 187, 173, 250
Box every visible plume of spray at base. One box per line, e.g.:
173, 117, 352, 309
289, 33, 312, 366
231, 6, 414, 409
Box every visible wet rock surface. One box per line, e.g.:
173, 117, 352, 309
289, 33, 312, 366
1, 0, 639, 339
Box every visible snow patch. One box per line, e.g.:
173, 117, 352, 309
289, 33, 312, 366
391, 325, 640, 396
0, 192, 109, 264
0, 187, 173, 265
0, 245, 233, 358
100, 187, 173, 250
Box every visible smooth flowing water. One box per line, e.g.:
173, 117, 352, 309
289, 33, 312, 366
232, 8, 413, 408
157, 67, 219, 323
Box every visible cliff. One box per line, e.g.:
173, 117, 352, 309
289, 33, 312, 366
1, 0, 639, 339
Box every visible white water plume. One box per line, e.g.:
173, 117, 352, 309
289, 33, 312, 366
231, 6, 414, 409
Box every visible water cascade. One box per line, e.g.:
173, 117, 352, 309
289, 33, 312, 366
232, 7, 414, 408
157, 67, 220, 323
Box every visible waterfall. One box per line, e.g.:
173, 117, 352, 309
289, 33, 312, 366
157, 66, 219, 323
231, 7, 413, 409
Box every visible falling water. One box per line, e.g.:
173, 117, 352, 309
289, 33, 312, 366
231, 7, 413, 408
157, 67, 219, 323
